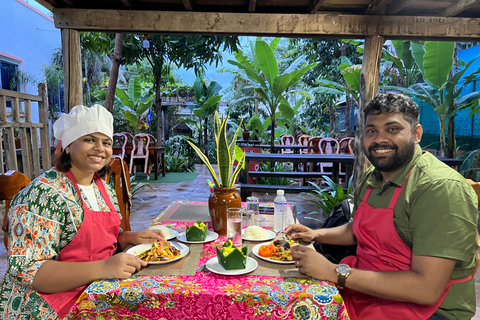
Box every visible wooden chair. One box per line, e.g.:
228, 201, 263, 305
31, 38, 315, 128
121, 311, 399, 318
1, 171, 31, 249
129, 133, 150, 179
339, 137, 354, 154
122, 132, 134, 147
297, 134, 311, 154
279, 134, 295, 154
320, 137, 340, 173
147, 134, 157, 147
104, 157, 132, 231
112, 133, 128, 159
307, 137, 322, 154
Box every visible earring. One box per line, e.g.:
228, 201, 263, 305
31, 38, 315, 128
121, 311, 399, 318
65, 148, 70, 154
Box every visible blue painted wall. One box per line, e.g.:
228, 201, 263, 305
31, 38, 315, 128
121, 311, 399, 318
0, 0, 61, 122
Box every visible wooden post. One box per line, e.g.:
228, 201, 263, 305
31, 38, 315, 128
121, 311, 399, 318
61, 29, 83, 111
352, 35, 384, 189
38, 83, 51, 172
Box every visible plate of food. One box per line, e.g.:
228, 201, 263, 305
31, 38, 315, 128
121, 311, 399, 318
126, 241, 189, 265
252, 240, 297, 264
148, 225, 178, 241
176, 231, 219, 243
242, 226, 275, 241
205, 256, 258, 275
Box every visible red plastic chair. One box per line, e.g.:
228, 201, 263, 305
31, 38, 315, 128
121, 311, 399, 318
339, 137, 354, 154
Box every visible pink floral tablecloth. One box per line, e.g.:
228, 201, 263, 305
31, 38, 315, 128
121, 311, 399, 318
67, 201, 349, 320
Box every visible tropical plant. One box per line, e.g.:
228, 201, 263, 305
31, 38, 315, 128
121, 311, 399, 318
114, 75, 155, 133
245, 114, 271, 142
303, 175, 353, 217
228, 37, 317, 153
459, 149, 480, 180
385, 41, 480, 156
129, 177, 156, 201
190, 71, 222, 152
257, 162, 294, 186
164, 135, 196, 172
187, 111, 245, 188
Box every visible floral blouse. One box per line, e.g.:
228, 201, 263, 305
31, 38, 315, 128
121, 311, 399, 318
0, 169, 121, 320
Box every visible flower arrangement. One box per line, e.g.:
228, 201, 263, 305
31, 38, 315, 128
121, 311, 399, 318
187, 111, 246, 188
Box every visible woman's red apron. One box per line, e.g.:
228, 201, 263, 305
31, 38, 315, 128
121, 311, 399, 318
39, 171, 120, 318
341, 171, 471, 320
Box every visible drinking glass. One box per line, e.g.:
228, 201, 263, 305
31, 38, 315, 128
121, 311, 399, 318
227, 208, 243, 247
289, 202, 297, 225
246, 196, 260, 226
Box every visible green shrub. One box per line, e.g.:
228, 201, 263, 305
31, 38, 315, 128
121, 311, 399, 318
257, 162, 294, 186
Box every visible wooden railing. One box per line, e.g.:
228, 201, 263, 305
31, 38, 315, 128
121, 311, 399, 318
0, 84, 51, 180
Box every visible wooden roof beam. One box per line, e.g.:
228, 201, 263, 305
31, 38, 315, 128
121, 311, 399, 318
52, 9, 480, 41
182, 0, 194, 11
120, 0, 133, 8
366, 0, 390, 15
248, 0, 257, 13
309, 0, 327, 14
438, 0, 479, 17
384, 0, 414, 15
34, 0, 56, 11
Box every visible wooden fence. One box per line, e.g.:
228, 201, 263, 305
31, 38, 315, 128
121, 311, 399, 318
0, 84, 51, 180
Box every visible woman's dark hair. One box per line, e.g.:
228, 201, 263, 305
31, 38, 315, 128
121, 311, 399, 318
54, 151, 111, 178
364, 93, 419, 130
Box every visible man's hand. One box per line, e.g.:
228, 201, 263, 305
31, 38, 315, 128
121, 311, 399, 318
290, 245, 336, 282
285, 224, 316, 242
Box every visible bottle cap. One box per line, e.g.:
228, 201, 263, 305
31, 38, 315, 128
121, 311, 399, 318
277, 190, 284, 196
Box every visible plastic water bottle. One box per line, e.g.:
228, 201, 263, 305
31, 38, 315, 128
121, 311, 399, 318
274, 190, 287, 232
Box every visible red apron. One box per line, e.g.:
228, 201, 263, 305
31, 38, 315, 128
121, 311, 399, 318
39, 171, 120, 318
341, 171, 472, 320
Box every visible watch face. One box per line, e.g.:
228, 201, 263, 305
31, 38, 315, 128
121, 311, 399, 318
337, 264, 350, 275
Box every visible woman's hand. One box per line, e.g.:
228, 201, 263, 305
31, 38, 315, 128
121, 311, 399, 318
98, 253, 146, 280
290, 245, 336, 282
118, 229, 166, 248
285, 224, 316, 242
132, 229, 166, 245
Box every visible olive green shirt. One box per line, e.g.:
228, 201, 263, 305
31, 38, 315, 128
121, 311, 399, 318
353, 147, 478, 320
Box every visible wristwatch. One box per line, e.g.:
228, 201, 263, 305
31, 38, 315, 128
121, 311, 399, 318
336, 264, 351, 289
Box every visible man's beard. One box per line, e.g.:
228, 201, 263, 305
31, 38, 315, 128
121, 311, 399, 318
365, 139, 416, 172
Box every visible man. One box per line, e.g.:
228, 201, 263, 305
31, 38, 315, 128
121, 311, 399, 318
287, 93, 477, 320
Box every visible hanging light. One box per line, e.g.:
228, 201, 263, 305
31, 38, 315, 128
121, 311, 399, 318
142, 34, 150, 49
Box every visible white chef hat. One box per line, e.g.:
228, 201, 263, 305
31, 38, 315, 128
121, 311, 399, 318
53, 104, 113, 148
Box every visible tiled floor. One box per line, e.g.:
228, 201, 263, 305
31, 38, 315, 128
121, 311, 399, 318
0, 164, 479, 318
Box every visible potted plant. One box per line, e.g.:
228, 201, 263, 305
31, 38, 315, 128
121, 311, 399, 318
187, 111, 246, 236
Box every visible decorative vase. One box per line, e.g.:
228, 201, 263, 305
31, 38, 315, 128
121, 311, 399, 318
208, 187, 241, 236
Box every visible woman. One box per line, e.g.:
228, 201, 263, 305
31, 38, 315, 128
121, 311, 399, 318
0, 104, 165, 319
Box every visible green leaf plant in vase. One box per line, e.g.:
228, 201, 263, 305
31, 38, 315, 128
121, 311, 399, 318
216, 239, 248, 270
186, 220, 208, 241
187, 111, 246, 236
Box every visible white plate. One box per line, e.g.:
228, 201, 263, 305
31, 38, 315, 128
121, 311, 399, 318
205, 256, 258, 275
176, 230, 219, 243
148, 225, 178, 241
242, 228, 275, 242
251, 242, 295, 264
126, 242, 189, 265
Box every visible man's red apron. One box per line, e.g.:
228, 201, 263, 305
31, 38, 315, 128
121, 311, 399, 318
341, 171, 472, 319
39, 171, 120, 318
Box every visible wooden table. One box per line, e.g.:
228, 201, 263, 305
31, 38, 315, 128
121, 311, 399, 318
113, 146, 166, 180
241, 153, 355, 185
260, 144, 307, 154
67, 201, 349, 319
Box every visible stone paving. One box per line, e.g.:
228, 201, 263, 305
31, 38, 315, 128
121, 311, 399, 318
0, 164, 479, 317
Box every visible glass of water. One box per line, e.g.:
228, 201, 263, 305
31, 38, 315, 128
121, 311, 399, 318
227, 207, 243, 247
246, 196, 260, 226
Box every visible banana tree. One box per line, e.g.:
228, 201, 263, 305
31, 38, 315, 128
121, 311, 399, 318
189, 71, 223, 153
385, 41, 480, 156
114, 75, 155, 133
228, 38, 317, 153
